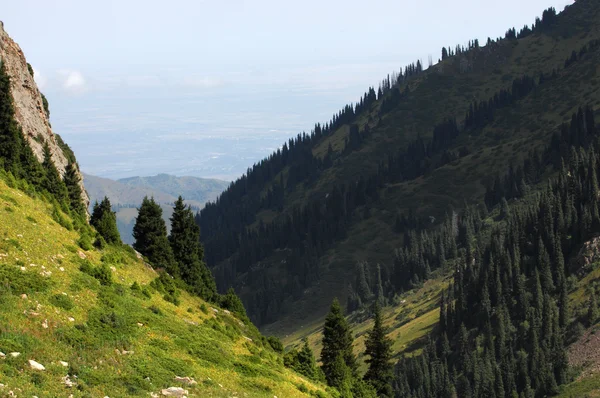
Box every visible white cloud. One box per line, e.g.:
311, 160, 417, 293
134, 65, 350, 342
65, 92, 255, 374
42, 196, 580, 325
58, 69, 87, 94
32, 67, 48, 90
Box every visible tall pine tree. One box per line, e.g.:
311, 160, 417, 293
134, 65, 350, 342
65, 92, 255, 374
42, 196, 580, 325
363, 303, 393, 397
321, 298, 357, 388
90, 197, 121, 244
133, 196, 177, 275
63, 161, 86, 217
41, 142, 68, 204
169, 196, 216, 300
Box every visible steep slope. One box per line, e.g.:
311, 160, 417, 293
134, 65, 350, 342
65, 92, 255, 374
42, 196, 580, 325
0, 21, 88, 208
0, 172, 330, 397
198, 0, 600, 332
284, 116, 600, 397
84, 173, 228, 244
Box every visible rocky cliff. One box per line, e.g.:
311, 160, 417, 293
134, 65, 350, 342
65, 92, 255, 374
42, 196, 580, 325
0, 21, 89, 208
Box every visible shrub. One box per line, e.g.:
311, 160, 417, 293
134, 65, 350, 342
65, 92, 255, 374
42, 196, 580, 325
149, 305, 163, 315
150, 272, 180, 306
0, 266, 50, 296
49, 293, 74, 310
79, 261, 112, 286
298, 383, 309, 393
78, 233, 93, 251
267, 336, 284, 353
93, 235, 107, 249
92, 264, 111, 285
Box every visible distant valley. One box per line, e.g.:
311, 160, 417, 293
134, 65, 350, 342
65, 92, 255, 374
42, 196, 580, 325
83, 173, 229, 244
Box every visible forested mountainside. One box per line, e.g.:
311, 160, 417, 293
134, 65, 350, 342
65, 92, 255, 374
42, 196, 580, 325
197, 0, 600, 332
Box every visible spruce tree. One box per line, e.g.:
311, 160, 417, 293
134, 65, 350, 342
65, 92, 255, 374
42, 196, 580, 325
321, 298, 357, 388
41, 142, 68, 203
90, 197, 121, 244
220, 287, 249, 322
169, 196, 216, 300
356, 262, 372, 304
0, 61, 21, 175
63, 161, 86, 217
375, 264, 385, 306
295, 339, 318, 380
364, 303, 393, 397
133, 196, 177, 276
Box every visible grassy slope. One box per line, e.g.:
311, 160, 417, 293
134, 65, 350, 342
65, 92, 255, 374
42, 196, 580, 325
246, 0, 600, 335
0, 177, 329, 397
282, 271, 450, 373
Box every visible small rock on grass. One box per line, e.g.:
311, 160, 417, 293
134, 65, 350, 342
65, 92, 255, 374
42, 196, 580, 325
174, 376, 197, 385
28, 359, 45, 371
161, 387, 188, 397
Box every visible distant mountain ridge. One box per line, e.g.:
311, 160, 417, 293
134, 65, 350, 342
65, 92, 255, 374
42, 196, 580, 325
84, 173, 228, 244
117, 173, 230, 206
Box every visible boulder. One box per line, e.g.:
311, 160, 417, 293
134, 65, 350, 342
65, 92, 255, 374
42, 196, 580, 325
575, 236, 600, 270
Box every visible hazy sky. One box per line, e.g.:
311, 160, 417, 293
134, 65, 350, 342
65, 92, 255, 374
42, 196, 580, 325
2, 0, 574, 180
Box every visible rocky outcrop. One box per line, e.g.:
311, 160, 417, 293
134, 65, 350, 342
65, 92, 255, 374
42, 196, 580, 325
574, 236, 600, 271
0, 21, 89, 209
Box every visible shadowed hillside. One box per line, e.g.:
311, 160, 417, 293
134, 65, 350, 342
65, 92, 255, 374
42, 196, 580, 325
197, 0, 600, 334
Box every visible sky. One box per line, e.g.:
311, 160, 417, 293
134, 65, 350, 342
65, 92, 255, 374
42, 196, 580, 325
2, 0, 574, 180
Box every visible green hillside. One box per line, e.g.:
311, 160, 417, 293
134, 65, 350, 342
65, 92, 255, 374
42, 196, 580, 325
0, 173, 329, 397
197, 0, 600, 334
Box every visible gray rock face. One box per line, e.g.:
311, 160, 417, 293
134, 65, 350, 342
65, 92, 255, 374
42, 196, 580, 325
0, 22, 89, 209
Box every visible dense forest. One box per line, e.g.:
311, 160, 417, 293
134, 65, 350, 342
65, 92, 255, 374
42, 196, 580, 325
196, 1, 600, 328
392, 107, 598, 397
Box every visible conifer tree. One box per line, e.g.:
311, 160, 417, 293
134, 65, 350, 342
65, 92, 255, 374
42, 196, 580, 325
364, 303, 393, 397
356, 262, 372, 303
169, 196, 216, 300
63, 161, 86, 217
133, 196, 177, 276
375, 264, 385, 307
0, 61, 21, 175
321, 298, 357, 388
41, 142, 68, 203
220, 287, 249, 322
296, 339, 318, 380
90, 197, 121, 244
